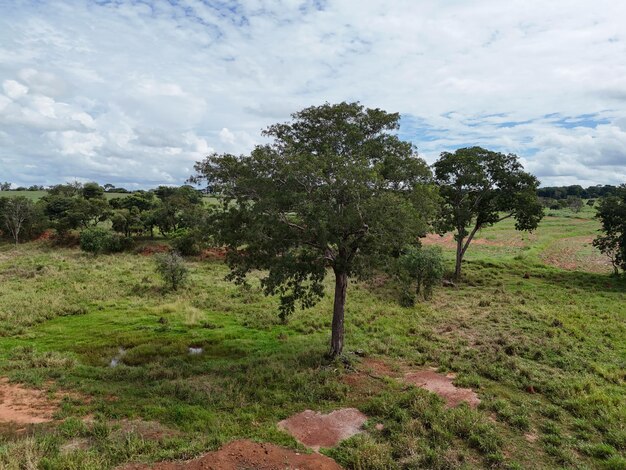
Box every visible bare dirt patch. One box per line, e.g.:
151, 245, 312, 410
138, 244, 170, 256
540, 236, 612, 273
422, 233, 528, 249
120, 439, 343, 470
198, 247, 226, 261
360, 357, 401, 378
278, 408, 368, 451
0, 378, 60, 424
404, 370, 481, 408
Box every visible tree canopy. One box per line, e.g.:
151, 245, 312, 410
434, 147, 543, 279
593, 185, 626, 274
192, 102, 437, 356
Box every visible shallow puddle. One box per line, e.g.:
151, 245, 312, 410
109, 347, 126, 368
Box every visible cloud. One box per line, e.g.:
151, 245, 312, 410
0, 0, 625, 187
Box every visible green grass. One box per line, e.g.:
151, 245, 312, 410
0, 209, 624, 469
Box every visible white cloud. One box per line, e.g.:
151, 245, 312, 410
0, 0, 625, 187
2, 80, 28, 100
219, 127, 235, 145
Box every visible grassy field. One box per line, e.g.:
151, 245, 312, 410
0, 208, 624, 469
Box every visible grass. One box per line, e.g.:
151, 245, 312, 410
0, 208, 624, 469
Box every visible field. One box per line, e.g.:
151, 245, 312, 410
0, 208, 624, 469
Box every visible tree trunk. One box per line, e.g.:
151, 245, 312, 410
454, 236, 464, 280
454, 224, 480, 280
330, 270, 348, 357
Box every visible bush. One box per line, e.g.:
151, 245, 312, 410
155, 251, 188, 291
106, 232, 134, 253
170, 228, 201, 256
397, 245, 445, 305
79, 227, 133, 255
79, 227, 110, 255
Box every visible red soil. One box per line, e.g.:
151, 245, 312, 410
198, 248, 226, 260
120, 440, 343, 470
404, 370, 481, 408
422, 233, 527, 249
0, 378, 60, 424
278, 408, 368, 451
138, 244, 170, 256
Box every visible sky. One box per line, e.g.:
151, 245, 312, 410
1, 0, 625, 189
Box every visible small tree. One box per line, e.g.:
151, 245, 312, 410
155, 251, 188, 291
0, 182, 11, 191
593, 186, 626, 275
567, 195, 583, 213
434, 147, 543, 280
397, 245, 445, 305
191, 102, 437, 357
2, 196, 34, 245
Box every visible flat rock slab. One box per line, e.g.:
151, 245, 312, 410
278, 408, 368, 450
404, 370, 480, 408
0, 378, 59, 424
120, 439, 343, 470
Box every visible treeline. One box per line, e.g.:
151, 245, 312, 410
0, 182, 209, 254
0, 181, 132, 193
537, 184, 619, 200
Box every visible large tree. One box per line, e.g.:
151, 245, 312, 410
192, 102, 437, 357
434, 147, 543, 280
593, 185, 626, 275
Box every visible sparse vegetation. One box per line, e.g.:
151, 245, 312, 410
0, 205, 623, 469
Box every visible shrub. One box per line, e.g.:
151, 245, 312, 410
170, 228, 201, 256
79, 227, 110, 255
155, 251, 188, 291
396, 245, 445, 305
79, 227, 133, 255
106, 232, 134, 253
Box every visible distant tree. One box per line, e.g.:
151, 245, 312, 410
397, 245, 445, 305
593, 186, 626, 275
0, 182, 11, 191
1, 196, 35, 245
82, 182, 105, 200
191, 102, 437, 357
42, 183, 111, 234
434, 147, 544, 280
152, 185, 204, 236
103, 183, 115, 192
567, 195, 583, 213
